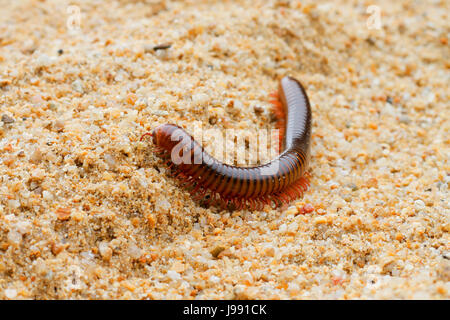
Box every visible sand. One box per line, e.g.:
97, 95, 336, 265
0, 0, 448, 299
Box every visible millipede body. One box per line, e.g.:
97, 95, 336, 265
142, 76, 312, 210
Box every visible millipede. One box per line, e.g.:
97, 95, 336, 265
141, 76, 312, 210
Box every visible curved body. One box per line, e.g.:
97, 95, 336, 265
145, 76, 312, 209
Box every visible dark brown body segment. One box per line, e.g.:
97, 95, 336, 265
145, 76, 312, 209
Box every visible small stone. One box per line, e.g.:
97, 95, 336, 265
128, 243, 142, 259
99, 242, 112, 261
32, 187, 43, 195
399, 115, 411, 124
143, 44, 154, 53
90, 107, 104, 121
1, 114, 15, 124
166, 270, 181, 281
253, 106, 264, 114
192, 93, 209, 105
210, 245, 226, 258
146, 214, 156, 228
279, 223, 287, 233
395, 233, 404, 241
103, 154, 116, 169
303, 203, 315, 213
72, 79, 84, 93
414, 199, 425, 211
55, 207, 71, 220
7, 230, 22, 245
48, 102, 58, 111
342, 193, 352, 202
51, 243, 66, 255
155, 197, 170, 214
347, 183, 359, 191
285, 206, 297, 216
7, 200, 20, 209
35, 54, 52, 67
4, 288, 17, 299
314, 217, 327, 225
151, 110, 169, 116
366, 178, 378, 188
170, 261, 186, 273
0, 78, 12, 87
30, 148, 43, 163
33, 258, 48, 275
42, 190, 53, 201
53, 120, 64, 132
264, 246, 275, 257
126, 93, 138, 105
16, 221, 31, 234
71, 210, 85, 222
30, 168, 45, 180
380, 258, 396, 275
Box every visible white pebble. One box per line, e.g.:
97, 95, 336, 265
33, 258, 48, 275
192, 93, 209, 105
128, 244, 142, 259
7, 229, 22, 245
414, 200, 425, 210
89, 106, 104, 121
72, 79, 84, 93
104, 154, 116, 168
4, 288, 17, 299
233, 100, 243, 109
151, 110, 169, 116
43, 190, 53, 201
399, 115, 411, 124
126, 109, 138, 122
15, 221, 31, 234
35, 54, 52, 67
155, 198, 171, 214
99, 241, 112, 260
278, 223, 287, 233
167, 270, 181, 281
7, 199, 20, 209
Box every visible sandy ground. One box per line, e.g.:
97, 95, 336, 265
0, 0, 448, 299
